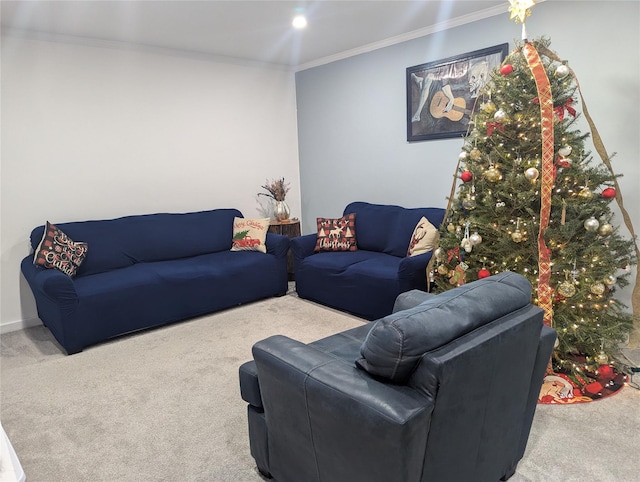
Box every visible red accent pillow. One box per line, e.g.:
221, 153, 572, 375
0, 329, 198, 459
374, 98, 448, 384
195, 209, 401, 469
314, 214, 357, 252
33, 221, 88, 277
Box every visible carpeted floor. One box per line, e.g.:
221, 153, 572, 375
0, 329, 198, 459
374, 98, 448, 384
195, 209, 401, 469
1, 287, 639, 482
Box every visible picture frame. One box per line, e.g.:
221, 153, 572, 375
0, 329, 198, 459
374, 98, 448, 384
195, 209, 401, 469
406, 43, 508, 142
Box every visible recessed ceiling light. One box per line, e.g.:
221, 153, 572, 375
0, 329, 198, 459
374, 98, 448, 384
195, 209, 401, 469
292, 15, 307, 29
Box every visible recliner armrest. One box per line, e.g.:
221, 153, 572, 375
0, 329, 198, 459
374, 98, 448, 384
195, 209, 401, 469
290, 234, 317, 260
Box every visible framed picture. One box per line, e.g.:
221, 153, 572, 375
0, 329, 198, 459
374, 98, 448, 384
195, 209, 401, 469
407, 43, 508, 142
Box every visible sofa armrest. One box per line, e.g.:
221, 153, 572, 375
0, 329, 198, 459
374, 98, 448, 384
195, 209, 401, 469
397, 251, 433, 290
252, 335, 433, 481
265, 233, 289, 259
20, 256, 79, 305
290, 233, 317, 260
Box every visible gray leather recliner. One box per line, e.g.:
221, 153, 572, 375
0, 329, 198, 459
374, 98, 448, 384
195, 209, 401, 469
239, 271, 556, 482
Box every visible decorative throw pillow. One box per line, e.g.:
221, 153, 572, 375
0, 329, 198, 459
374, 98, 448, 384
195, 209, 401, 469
314, 213, 357, 252
406, 216, 438, 257
231, 217, 269, 253
33, 221, 88, 277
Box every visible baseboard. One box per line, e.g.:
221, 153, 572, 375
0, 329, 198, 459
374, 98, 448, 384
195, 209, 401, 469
0, 317, 42, 334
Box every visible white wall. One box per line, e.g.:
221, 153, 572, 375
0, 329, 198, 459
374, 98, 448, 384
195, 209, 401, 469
0, 35, 301, 331
295, 0, 639, 307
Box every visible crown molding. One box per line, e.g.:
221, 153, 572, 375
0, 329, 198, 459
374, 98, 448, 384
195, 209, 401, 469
1, 28, 293, 72
295, 3, 509, 72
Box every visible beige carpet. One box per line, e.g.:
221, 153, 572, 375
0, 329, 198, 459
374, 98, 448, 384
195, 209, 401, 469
1, 289, 639, 481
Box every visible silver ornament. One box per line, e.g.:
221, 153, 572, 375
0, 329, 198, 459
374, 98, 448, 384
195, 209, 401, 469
434, 247, 444, 261
469, 232, 483, 245
558, 145, 572, 157
493, 109, 507, 122
525, 167, 539, 182
583, 217, 600, 232
459, 151, 467, 161
555, 64, 570, 78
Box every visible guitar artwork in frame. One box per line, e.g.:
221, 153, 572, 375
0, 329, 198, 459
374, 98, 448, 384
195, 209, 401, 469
407, 43, 508, 142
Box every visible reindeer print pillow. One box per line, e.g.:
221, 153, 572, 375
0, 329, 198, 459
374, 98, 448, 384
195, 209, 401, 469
406, 216, 438, 257
314, 214, 357, 252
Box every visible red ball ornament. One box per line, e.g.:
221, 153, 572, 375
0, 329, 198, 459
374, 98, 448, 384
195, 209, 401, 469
584, 381, 603, 396
500, 64, 514, 76
601, 187, 616, 199
460, 171, 473, 183
597, 364, 615, 380
478, 268, 491, 279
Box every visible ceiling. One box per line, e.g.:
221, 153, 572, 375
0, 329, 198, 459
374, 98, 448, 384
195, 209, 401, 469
1, 1, 511, 70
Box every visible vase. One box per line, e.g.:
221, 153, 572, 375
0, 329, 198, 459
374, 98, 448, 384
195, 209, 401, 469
274, 200, 290, 222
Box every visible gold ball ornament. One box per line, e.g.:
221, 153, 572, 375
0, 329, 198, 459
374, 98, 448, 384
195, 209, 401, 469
438, 264, 450, 275
481, 102, 497, 114
594, 351, 609, 365
578, 187, 594, 199
462, 197, 477, 210
524, 167, 539, 182
511, 230, 524, 243
583, 216, 600, 232
469, 148, 481, 160
590, 283, 606, 295
557, 280, 577, 298
597, 223, 613, 236
447, 223, 456, 232
604, 275, 617, 286
483, 166, 502, 182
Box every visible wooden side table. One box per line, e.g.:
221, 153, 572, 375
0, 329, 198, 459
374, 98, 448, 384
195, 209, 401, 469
268, 218, 301, 281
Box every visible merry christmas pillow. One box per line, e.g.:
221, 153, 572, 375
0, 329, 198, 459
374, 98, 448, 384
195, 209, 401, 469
314, 214, 357, 252
407, 216, 438, 257
33, 221, 88, 277
231, 217, 269, 253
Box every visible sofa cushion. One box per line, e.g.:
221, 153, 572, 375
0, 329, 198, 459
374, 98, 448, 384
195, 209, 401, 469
29, 209, 242, 277
33, 221, 88, 277
343, 202, 445, 258
356, 272, 533, 384
314, 214, 357, 252
406, 217, 438, 257
231, 217, 269, 253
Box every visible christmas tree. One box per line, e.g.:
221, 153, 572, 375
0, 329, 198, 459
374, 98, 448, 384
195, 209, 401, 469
431, 33, 638, 380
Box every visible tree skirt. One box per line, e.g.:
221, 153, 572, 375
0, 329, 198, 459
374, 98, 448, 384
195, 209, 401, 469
538, 367, 627, 404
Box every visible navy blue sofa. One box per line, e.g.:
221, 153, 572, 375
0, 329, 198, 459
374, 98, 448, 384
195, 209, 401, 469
291, 202, 445, 320
20, 209, 289, 354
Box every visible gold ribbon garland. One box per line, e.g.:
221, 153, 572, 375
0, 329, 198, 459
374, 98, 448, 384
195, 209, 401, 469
522, 42, 555, 327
